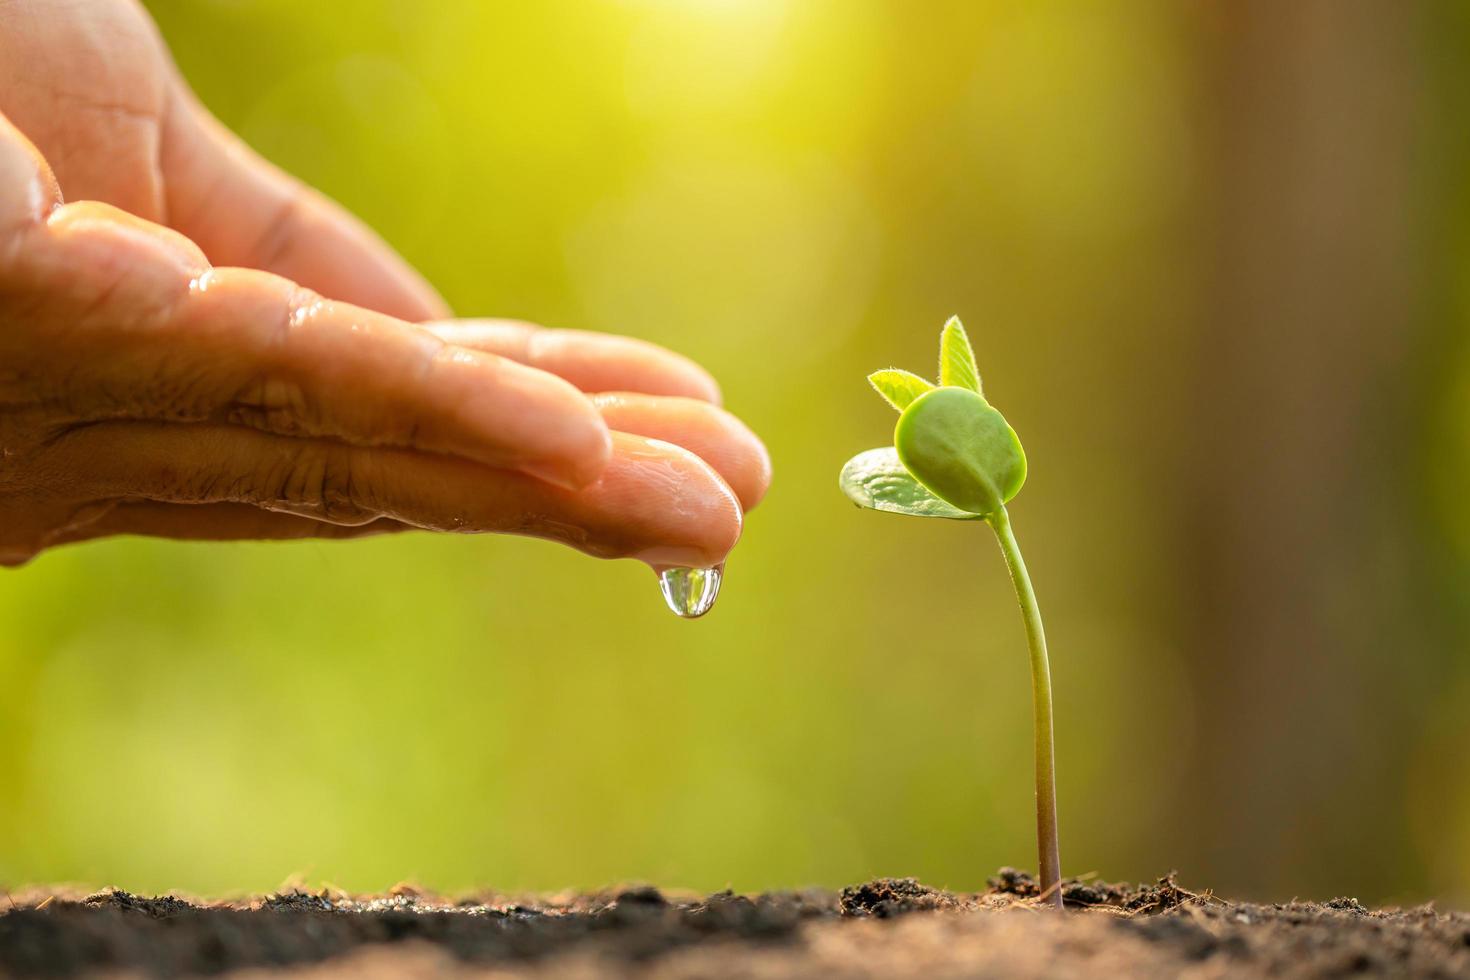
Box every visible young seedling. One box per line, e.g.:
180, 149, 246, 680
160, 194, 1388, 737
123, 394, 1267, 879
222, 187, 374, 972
839, 316, 1063, 909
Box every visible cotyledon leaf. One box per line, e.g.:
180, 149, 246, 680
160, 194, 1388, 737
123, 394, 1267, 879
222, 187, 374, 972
938, 316, 982, 394
839, 447, 986, 520
867, 369, 935, 412
895, 386, 1025, 517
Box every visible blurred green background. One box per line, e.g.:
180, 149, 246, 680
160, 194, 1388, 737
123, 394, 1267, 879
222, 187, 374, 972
3, 0, 1470, 905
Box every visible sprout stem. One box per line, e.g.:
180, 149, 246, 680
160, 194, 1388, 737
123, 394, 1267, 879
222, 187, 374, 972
988, 505, 1062, 910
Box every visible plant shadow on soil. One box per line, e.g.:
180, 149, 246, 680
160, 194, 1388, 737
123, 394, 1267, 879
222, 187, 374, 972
3, 870, 1469, 978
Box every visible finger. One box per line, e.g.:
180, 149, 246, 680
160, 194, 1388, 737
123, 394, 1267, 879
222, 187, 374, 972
48, 501, 404, 547
9, 206, 611, 489
590, 393, 770, 510
159, 85, 448, 322
422, 319, 722, 405
44, 423, 743, 568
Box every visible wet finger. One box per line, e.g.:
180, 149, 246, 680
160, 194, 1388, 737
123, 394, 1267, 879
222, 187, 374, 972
42, 423, 743, 568
422, 319, 722, 404
591, 392, 770, 510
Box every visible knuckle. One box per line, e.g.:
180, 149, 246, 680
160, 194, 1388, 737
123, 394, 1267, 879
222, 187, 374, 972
225, 284, 327, 434
227, 374, 314, 436
262, 446, 376, 525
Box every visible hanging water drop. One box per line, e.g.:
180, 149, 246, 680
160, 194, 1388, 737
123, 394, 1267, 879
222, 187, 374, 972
657, 565, 723, 618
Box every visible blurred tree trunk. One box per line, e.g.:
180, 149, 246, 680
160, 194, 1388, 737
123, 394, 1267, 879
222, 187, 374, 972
1177, 0, 1429, 899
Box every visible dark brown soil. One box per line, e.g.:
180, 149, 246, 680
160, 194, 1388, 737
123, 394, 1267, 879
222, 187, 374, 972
3, 871, 1468, 979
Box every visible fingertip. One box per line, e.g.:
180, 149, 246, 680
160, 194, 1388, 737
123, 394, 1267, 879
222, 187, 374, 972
744, 437, 773, 511
487, 354, 614, 490
717, 408, 772, 510
682, 362, 723, 406
605, 433, 743, 568
522, 412, 613, 491
590, 393, 771, 511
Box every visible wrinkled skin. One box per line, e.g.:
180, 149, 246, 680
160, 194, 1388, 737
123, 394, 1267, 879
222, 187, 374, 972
0, 0, 769, 568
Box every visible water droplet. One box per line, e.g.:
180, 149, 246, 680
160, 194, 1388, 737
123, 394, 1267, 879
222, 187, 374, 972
657, 565, 723, 619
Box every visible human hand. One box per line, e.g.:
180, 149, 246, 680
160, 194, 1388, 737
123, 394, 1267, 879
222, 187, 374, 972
0, 0, 769, 568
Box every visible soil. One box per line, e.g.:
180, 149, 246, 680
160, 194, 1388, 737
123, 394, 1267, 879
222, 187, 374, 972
3, 870, 1468, 979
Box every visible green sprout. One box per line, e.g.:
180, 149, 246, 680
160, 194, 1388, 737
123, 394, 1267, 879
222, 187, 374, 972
839, 316, 1062, 909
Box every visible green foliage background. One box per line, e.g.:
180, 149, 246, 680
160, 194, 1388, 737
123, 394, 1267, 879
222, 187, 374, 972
2, 0, 1468, 905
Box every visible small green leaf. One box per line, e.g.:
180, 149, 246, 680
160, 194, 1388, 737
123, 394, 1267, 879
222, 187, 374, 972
938, 316, 982, 394
839, 447, 986, 520
895, 386, 1025, 516
867, 369, 935, 412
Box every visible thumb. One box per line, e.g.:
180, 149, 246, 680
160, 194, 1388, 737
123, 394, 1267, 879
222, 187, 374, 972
0, 109, 61, 250
157, 83, 449, 322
